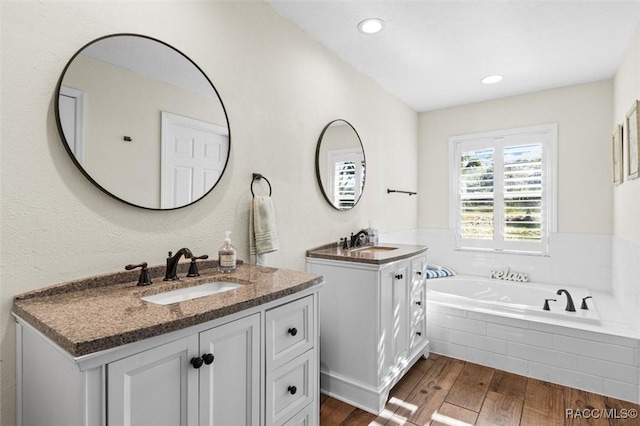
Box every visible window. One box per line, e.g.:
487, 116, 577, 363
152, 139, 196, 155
328, 148, 365, 209
450, 124, 557, 253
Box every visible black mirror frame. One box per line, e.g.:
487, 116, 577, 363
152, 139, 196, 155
315, 119, 366, 211
54, 33, 231, 210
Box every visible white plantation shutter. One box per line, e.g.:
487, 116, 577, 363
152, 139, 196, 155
334, 161, 357, 209
452, 124, 557, 253
503, 143, 543, 243
328, 149, 365, 209
459, 147, 494, 241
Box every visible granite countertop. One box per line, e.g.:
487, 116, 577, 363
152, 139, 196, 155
306, 243, 428, 265
12, 260, 322, 357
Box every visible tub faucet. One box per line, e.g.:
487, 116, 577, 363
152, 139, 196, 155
556, 289, 576, 312
164, 248, 193, 281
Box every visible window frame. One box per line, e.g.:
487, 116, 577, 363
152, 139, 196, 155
449, 123, 558, 254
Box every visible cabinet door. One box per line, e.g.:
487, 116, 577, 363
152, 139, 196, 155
108, 335, 199, 426
379, 261, 409, 381
198, 313, 260, 426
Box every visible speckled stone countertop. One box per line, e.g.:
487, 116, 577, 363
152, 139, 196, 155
306, 243, 428, 265
12, 260, 322, 357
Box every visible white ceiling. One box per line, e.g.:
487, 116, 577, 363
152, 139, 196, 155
266, 0, 640, 112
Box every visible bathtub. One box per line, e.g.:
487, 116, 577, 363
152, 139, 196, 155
425, 274, 640, 404
426, 274, 601, 325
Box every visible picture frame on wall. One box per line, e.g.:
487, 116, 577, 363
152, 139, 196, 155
626, 100, 640, 180
612, 124, 623, 185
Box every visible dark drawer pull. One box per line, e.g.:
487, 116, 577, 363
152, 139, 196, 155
416, 332, 422, 336
288, 327, 298, 337
395, 274, 404, 280
415, 301, 421, 306
416, 271, 422, 276
202, 353, 214, 365
288, 385, 297, 395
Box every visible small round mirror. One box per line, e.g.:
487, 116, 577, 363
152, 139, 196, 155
315, 119, 366, 210
55, 34, 230, 210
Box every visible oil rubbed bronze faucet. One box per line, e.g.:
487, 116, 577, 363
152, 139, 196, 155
556, 289, 576, 312
349, 229, 369, 248
164, 248, 193, 281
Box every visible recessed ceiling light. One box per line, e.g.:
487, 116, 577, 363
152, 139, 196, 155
481, 75, 504, 85
358, 18, 384, 34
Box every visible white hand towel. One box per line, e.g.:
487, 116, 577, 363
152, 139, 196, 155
249, 196, 279, 265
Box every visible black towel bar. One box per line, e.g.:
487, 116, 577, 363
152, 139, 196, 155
387, 189, 417, 196
251, 173, 272, 197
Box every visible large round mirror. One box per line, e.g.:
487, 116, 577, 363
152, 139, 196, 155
55, 34, 230, 210
315, 119, 366, 210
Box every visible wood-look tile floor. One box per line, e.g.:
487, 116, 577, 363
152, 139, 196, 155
319, 354, 640, 426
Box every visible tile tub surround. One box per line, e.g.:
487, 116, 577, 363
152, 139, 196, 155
306, 243, 428, 265
382, 229, 614, 292
612, 235, 640, 332
426, 300, 640, 404
12, 261, 322, 357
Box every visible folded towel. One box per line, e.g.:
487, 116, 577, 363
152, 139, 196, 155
426, 266, 456, 279
249, 196, 279, 264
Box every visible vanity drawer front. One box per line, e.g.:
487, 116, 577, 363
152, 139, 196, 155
411, 287, 425, 322
266, 350, 315, 426
410, 255, 427, 291
266, 295, 314, 371
282, 400, 314, 426
410, 317, 426, 354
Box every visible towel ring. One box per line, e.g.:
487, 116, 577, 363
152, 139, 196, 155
251, 173, 272, 197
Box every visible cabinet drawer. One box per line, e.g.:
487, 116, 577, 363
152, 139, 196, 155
266, 350, 315, 426
266, 295, 314, 371
410, 287, 425, 322
410, 318, 426, 354
410, 256, 427, 291
282, 403, 314, 426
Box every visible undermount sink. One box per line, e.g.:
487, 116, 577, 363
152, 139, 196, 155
141, 282, 242, 305
351, 246, 398, 254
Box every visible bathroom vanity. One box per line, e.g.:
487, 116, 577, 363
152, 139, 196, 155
306, 243, 429, 414
13, 261, 322, 426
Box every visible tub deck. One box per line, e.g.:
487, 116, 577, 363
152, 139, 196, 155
426, 274, 640, 404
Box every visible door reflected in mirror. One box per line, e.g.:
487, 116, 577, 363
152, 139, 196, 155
315, 120, 366, 210
55, 34, 230, 210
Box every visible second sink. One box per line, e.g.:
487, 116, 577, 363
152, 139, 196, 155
142, 282, 242, 305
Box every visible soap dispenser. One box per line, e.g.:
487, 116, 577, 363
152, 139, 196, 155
218, 231, 237, 273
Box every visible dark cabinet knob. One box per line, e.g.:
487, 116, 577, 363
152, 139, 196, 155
202, 353, 214, 365
415, 301, 421, 306
395, 274, 404, 280
416, 271, 422, 276
288, 385, 297, 395
288, 327, 298, 337
416, 332, 422, 336
190, 357, 204, 369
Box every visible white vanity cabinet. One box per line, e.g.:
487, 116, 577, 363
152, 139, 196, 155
15, 290, 318, 426
108, 313, 260, 426
306, 251, 428, 415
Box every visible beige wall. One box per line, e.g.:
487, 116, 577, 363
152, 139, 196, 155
611, 23, 640, 326
613, 24, 640, 242
418, 80, 613, 234
0, 2, 418, 423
